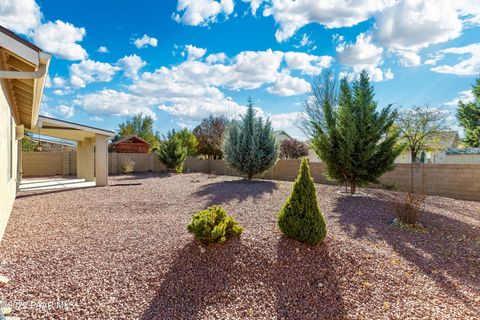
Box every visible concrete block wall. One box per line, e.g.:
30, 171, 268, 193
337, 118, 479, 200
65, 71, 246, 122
21, 152, 480, 201
23, 152, 64, 176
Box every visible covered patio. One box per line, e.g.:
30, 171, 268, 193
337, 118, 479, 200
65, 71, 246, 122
19, 176, 95, 191
25, 115, 114, 186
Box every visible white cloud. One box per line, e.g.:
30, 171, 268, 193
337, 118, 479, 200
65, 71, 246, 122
53, 89, 72, 96
173, 0, 234, 26
205, 52, 228, 64
158, 96, 244, 120
117, 54, 147, 79
133, 34, 158, 49
52, 76, 68, 88
431, 43, 480, 76
294, 33, 315, 49
284, 52, 333, 76
267, 72, 310, 96
40, 102, 75, 119
269, 112, 304, 129
97, 46, 109, 53
89, 116, 104, 122
262, 0, 395, 42
30, 20, 88, 60
0, 0, 41, 34
76, 90, 157, 119
444, 89, 475, 107
69, 60, 120, 88
342, 65, 394, 82
242, 0, 264, 15
336, 33, 392, 82
130, 49, 331, 97
337, 33, 383, 66
374, 0, 463, 66
185, 44, 207, 60
58, 105, 74, 118
452, 0, 480, 25
0, 1, 90, 61
76, 49, 333, 124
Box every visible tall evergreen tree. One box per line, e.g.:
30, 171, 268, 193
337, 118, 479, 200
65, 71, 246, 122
156, 130, 187, 173
305, 70, 402, 194
457, 77, 480, 147
223, 98, 279, 180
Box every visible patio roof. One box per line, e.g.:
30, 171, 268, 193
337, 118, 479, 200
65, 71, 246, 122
27, 115, 114, 141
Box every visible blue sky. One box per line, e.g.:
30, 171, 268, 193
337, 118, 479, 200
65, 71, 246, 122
2, 0, 480, 139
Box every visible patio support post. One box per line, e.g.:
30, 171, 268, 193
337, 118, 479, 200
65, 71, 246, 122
76, 141, 85, 179
77, 138, 95, 181
95, 134, 109, 186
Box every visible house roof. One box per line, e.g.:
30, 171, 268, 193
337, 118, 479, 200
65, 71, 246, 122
0, 25, 42, 52
27, 115, 115, 141
446, 148, 480, 155
112, 134, 150, 146
273, 130, 293, 140
401, 131, 460, 150
434, 131, 460, 149
0, 25, 51, 128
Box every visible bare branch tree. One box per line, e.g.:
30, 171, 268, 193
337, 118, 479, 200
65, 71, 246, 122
395, 106, 450, 162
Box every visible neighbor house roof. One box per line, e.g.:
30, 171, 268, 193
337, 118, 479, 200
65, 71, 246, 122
446, 148, 480, 155
401, 131, 460, 150
111, 135, 150, 146
434, 131, 460, 149
0, 25, 51, 128
273, 130, 293, 140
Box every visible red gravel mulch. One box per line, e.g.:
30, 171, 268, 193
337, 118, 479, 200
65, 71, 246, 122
0, 173, 479, 319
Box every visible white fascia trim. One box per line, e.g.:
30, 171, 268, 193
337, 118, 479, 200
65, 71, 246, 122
38, 116, 115, 137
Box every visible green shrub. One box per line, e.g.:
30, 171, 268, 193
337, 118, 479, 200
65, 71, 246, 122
187, 206, 243, 243
278, 158, 327, 244
156, 129, 187, 173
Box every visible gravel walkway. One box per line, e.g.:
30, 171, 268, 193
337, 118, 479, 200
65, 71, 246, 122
0, 173, 479, 319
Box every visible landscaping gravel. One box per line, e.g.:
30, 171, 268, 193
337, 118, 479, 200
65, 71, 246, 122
0, 173, 479, 319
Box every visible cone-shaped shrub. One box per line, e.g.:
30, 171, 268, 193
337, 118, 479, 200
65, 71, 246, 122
187, 205, 243, 244
278, 158, 327, 244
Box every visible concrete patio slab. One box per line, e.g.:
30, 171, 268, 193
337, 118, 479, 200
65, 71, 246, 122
19, 176, 96, 191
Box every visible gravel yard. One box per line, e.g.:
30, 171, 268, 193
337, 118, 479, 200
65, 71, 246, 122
0, 173, 479, 319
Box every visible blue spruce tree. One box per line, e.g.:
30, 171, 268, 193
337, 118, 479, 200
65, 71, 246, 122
223, 98, 279, 180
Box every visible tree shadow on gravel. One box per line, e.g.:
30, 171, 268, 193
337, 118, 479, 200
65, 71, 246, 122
274, 237, 347, 319
140, 235, 348, 319
140, 239, 242, 320
334, 193, 480, 311
192, 180, 278, 206
112, 173, 172, 181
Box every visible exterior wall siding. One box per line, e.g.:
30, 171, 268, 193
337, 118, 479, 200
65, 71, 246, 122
0, 80, 18, 239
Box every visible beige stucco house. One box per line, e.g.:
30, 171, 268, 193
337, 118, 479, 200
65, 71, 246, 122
395, 131, 460, 163
0, 26, 113, 239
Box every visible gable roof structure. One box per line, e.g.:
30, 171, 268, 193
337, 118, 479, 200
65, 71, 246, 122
111, 134, 150, 146
273, 130, 293, 140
